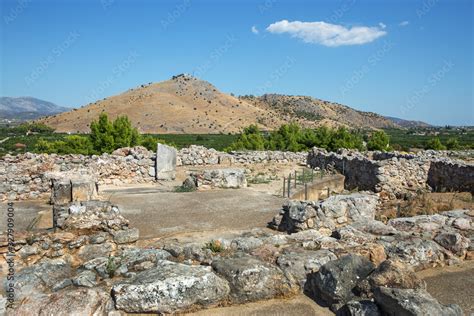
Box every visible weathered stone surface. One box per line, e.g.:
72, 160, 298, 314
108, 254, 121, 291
51, 178, 72, 205
373, 287, 463, 316
190, 168, 247, 189
11, 258, 72, 300
272, 193, 378, 233
112, 228, 140, 244
336, 300, 381, 316
71, 178, 97, 202
12, 288, 109, 316
307, 254, 375, 309
112, 260, 229, 313
434, 232, 470, 256
156, 143, 177, 180
72, 270, 97, 288
277, 249, 337, 288
211, 253, 294, 303
77, 242, 115, 262
368, 260, 426, 290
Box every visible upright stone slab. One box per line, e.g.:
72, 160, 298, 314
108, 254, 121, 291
51, 178, 72, 205
156, 143, 177, 180
71, 178, 98, 202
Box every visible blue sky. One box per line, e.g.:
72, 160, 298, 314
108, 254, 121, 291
0, 0, 472, 126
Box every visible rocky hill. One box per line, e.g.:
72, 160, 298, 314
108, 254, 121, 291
0, 97, 69, 120
385, 116, 431, 128
40, 74, 400, 134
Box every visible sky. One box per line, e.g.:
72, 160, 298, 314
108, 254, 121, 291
0, 0, 473, 126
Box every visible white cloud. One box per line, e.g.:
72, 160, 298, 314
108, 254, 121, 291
251, 26, 259, 34
399, 21, 409, 27
266, 20, 387, 47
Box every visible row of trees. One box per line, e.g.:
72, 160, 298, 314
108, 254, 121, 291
425, 137, 460, 150
226, 124, 391, 152
35, 114, 164, 154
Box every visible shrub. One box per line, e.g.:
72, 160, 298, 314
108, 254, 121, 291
90, 113, 140, 153
425, 137, 446, 150
367, 130, 391, 151
226, 125, 266, 151
445, 137, 460, 150
204, 240, 224, 253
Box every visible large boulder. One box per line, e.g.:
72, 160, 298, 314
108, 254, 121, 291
112, 260, 229, 313
211, 253, 295, 303
319, 193, 379, 223
434, 232, 470, 256
368, 260, 426, 290
373, 287, 463, 316
307, 254, 375, 311
277, 249, 337, 288
336, 300, 381, 316
191, 168, 247, 189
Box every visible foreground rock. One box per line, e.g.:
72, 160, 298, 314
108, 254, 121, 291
270, 193, 379, 233
373, 287, 463, 316
112, 260, 230, 313
188, 168, 247, 189
212, 253, 295, 303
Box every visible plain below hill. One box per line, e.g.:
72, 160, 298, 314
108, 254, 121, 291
39, 74, 402, 134
0, 97, 69, 121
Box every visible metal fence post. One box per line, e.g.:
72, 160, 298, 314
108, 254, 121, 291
283, 177, 286, 198
294, 171, 297, 188
287, 174, 291, 198
327, 187, 330, 198
305, 183, 308, 200
302, 169, 305, 185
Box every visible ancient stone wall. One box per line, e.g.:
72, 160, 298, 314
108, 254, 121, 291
428, 159, 474, 194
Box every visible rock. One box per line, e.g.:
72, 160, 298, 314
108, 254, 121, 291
434, 232, 470, 256
277, 249, 337, 288
77, 242, 115, 262
192, 168, 247, 189
112, 228, 140, 244
368, 260, 425, 290
307, 254, 375, 310
373, 287, 463, 316
13, 288, 109, 315
71, 178, 98, 202
51, 178, 72, 205
12, 258, 72, 300
211, 253, 294, 303
182, 176, 197, 191
336, 300, 381, 316
156, 143, 177, 180
388, 214, 448, 233
72, 270, 97, 288
319, 193, 379, 223
112, 260, 229, 313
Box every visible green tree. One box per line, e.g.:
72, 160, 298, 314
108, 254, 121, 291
112, 115, 140, 148
328, 127, 363, 151
226, 125, 266, 151
367, 130, 391, 151
425, 137, 446, 150
445, 137, 460, 150
90, 113, 115, 153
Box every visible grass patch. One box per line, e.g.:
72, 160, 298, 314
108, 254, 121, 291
204, 240, 225, 253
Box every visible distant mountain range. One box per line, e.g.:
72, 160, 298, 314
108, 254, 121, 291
385, 116, 431, 128
0, 97, 69, 120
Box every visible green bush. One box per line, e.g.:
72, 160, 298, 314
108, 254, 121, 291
367, 130, 391, 151
226, 125, 266, 151
425, 137, 446, 150
34, 135, 93, 155
90, 113, 140, 153
445, 137, 460, 150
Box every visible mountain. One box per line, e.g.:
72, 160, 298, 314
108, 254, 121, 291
385, 116, 432, 128
39, 74, 400, 134
0, 97, 69, 120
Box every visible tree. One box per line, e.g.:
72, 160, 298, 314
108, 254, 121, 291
425, 137, 446, 150
367, 130, 391, 151
226, 125, 265, 151
445, 137, 460, 150
90, 113, 140, 153
90, 113, 115, 153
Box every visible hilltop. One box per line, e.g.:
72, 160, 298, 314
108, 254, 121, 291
40, 74, 400, 133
